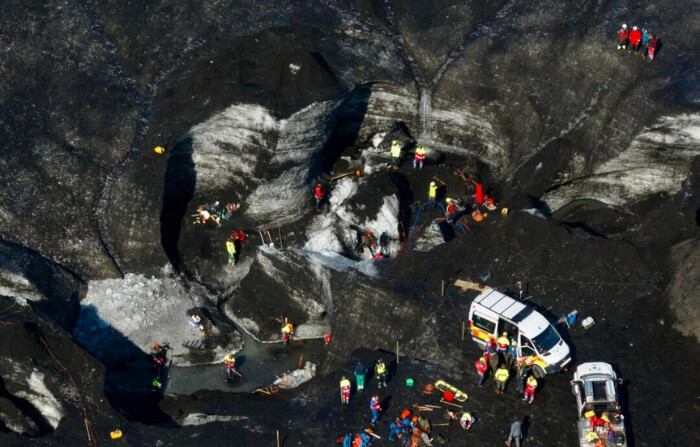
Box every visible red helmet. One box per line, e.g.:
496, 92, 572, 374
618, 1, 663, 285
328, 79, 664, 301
366, 231, 372, 237
154, 343, 160, 350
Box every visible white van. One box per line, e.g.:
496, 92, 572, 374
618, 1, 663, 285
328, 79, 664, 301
468, 288, 571, 378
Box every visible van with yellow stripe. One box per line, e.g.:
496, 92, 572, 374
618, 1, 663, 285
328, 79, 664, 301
468, 287, 571, 378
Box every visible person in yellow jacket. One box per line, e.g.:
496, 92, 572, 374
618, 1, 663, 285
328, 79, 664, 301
390, 140, 402, 169
494, 364, 510, 394
226, 238, 237, 266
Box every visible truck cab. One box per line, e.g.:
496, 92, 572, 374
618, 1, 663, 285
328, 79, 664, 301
468, 288, 571, 378
571, 362, 627, 447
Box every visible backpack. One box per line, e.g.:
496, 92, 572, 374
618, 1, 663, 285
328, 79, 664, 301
237, 230, 246, 241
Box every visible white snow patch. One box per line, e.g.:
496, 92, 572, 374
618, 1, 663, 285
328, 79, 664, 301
542, 114, 700, 211
180, 413, 249, 426
73, 267, 239, 365
245, 99, 342, 225
362, 195, 400, 241
8, 367, 64, 430
296, 249, 379, 277
273, 361, 317, 389
189, 104, 279, 193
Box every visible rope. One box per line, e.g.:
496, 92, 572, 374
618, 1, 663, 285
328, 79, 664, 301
38, 336, 97, 447
409, 201, 446, 249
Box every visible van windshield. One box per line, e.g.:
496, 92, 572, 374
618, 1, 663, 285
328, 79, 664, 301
532, 326, 560, 354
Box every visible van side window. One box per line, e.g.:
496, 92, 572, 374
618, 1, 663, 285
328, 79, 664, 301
473, 315, 496, 334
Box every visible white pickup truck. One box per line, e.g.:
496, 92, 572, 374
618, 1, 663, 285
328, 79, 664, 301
571, 362, 627, 446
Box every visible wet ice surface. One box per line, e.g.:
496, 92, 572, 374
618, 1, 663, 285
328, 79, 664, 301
166, 336, 327, 394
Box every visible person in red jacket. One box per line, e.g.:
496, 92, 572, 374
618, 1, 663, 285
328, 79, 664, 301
646, 35, 658, 61
616, 24, 629, 50
314, 183, 326, 210
445, 198, 457, 224
475, 357, 489, 386
628, 26, 643, 53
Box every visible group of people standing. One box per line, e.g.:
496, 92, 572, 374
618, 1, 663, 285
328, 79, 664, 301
616, 23, 658, 61
475, 334, 540, 404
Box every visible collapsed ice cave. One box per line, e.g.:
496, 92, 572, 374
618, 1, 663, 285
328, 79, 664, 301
1, 1, 699, 446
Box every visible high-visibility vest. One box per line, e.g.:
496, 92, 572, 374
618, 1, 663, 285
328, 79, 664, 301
391, 142, 402, 158
497, 336, 510, 350
526, 377, 538, 389
414, 147, 426, 161
226, 240, 236, 255
376, 362, 386, 374
428, 185, 437, 198
340, 379, 351, 389
495, 368, 510, 381
224, 355, 235, 364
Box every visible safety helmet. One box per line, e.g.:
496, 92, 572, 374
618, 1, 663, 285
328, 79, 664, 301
512, 340, 517, 345
632, 26, 638, 30
622, 24, 627, 28
392, 140, 397, 144
430, 181, 435, 186
446, 198, 452, 203
154, 343, 161, 350
502, 332, 508, 336
479, 357, 485, 362
366, 231, 372, 237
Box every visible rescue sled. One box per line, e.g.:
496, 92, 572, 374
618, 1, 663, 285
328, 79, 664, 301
434, 380, 468, 402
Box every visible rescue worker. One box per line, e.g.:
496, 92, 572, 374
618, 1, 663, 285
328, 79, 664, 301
485, 336, 500, 370
190, 314, 206, 335
628, 25, 642, 53
505, 416, 523, 447
497, 332, 510, 354
475, 357, 488, 386
523, 375, 538, 403
370, 395, 382, 425
494, 364, 510, 394
151, 377, 162, 392
193, 206, 210, 225
388, 420, 404, 441
226, 236, 237, 266
515, 361, 530, 394
413, 146, 426, 170
616, 24, 629, 50
390, 140, 402, 169
314, 182, 325, 210
374, 359, 388, 388
460, 412, 476, 430
445, 198, 456, 224
646, 35, 657, 61
340, 376, 352, 404
356, 231, 377, 256
223, 354, 236, 377
428, 182, 438, 207
355, 361, 368, 391
342, 434, 353, 447
281, 323, 294, 346
506, 340, 518, 369
324, 332, 332, 347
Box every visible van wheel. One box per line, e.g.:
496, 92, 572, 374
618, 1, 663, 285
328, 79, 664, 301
532, 365, 546, 379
